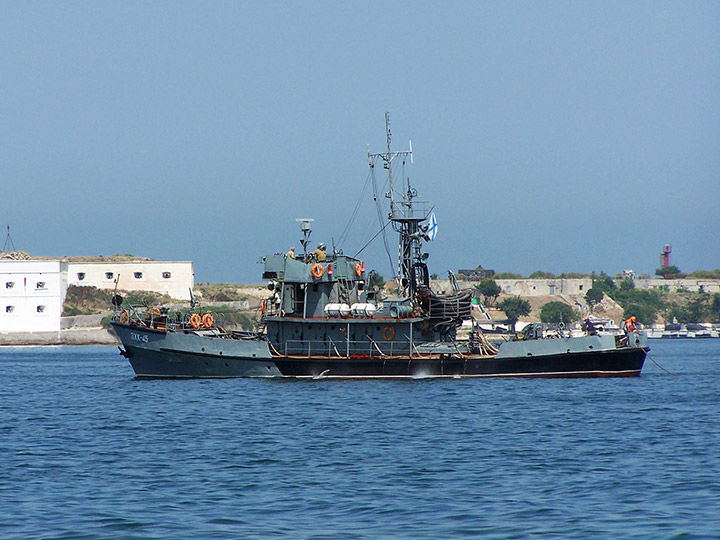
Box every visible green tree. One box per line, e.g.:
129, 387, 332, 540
494, 272, 524, 279
497, 296, 531, 332
670, 293, 710, 323
368, 271, 385, 289
474, 278, 502, 307
529, 270, 556, 279
584, 287, 604, 313
712, 293, 720, 322
688, 269, 720, 279
655, 265, 683, 278
539, 301, 578, 325
607, 277, 666, 326
593, 272, 616, 294
622, 303, 658, 326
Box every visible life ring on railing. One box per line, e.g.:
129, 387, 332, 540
120, 309, 128, 323
355, 262, 362, 276
190, 313, 201, 329
147, 307, 161, 318
311, 263, 324, 279
260, 299, 266, 315
202, 313, 214, 328
381, 326, 395, 341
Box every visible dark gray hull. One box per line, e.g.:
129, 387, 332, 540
112, 322, 280, 378
112, 321, 647, 379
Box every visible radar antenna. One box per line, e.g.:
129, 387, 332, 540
296, 218, 315, 257
368, 114, 430, 299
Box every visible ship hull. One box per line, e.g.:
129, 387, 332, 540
271, 347, 645, 378
112, 322, 646, 379
111, 322, 281, 379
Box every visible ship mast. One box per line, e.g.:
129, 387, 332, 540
368, 113, 430, 300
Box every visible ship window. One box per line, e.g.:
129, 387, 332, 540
5, 282, 14, 289
37, 305, 45, 313
6, 305, 14, 313
162, 271, 171, 279
36, 281, 46, 289
134, 272, 143, 279
105, 272, 114, 279
77, 272, 85, 280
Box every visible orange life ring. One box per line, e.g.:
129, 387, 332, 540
311, 263, 324, 279
202, 313, 214, 328
260, 299, 266, 315
147, 307, 161, 318
190, 313, 201, 329
120, 309, 128, 323
381, 326, 395, 341
355, 262, 362, 276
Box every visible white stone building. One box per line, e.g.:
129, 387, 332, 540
0, 260, 68, 333
495, 278, 593, 296
67, 261, 194, 300
1, 258, 194, 336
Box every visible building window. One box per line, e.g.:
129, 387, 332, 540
77, 272, 85, 280
36, 281, 46, 289
134, 272, 143, 279
579, 285, 584, 291
162, 272, 171, 279
37, 305, 45, 313
5, 282, 14, 289
105, 272, 114, 279
6, 306, 14, 313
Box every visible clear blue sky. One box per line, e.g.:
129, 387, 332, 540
2, 1, 718, 283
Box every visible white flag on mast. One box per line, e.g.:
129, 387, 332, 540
427, 212, 438, 241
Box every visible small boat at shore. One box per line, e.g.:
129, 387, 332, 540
111, 119, 648, 379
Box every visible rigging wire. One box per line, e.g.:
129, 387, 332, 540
336, 169, 374, 249
370, 164, 397, 278
353, 219, 392, 258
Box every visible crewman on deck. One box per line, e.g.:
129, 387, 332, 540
314, 243, 327, 261
285, 247, 296, 259
622, 316, 637, 333
583, 316, 597, 336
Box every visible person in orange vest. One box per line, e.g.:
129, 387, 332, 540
623, 316, 637, 333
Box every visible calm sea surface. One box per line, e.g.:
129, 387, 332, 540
1, 340, 719, 539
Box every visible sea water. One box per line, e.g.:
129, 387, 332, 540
0, 340, 718, 539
